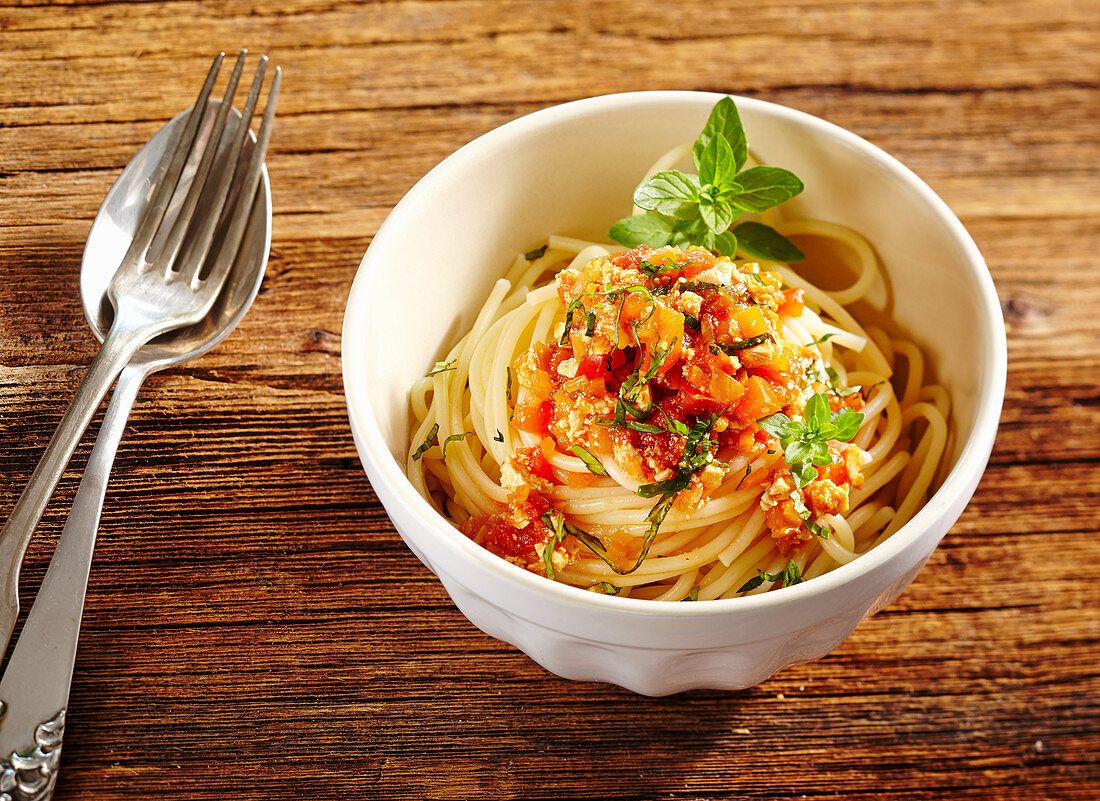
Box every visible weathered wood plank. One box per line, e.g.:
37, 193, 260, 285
0, 1, 1097, 799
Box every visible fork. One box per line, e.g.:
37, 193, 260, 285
0, 51, 281, 657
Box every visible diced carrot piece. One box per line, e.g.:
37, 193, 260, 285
737, 374, 783, 422
777, 287, 805, 318
733, 306, 769, 338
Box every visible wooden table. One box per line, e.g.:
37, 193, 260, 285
1, 2, 1097, 798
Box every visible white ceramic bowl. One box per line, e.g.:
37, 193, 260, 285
342, 92, 1006, 695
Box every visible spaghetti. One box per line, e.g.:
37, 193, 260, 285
406, 138, 949, 601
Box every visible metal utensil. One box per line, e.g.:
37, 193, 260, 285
0, 51, 280, 656
0, 62, 277, 799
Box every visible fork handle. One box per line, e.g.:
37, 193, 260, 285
0, 324, 148, 654
0, 364, 146, 784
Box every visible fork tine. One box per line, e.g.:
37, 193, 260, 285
176, 54, 269, 288
116, 52, 224, 276
151, 49, 248, 279
202, 66, 281, 292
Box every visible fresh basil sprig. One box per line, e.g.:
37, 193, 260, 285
757, 393, 864, 489
609, 97, 806, 261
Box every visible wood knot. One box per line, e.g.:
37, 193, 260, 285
302, 328, 341, 356
1000, 294, 1051, 337
1000, 295, 1047, 323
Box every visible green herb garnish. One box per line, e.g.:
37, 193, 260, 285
735, 464, 752, 490
493, 430, 505, 443
569, 444, 609, 476
540, 511, 568, 579
636, 413, 720, 498
805, 518, 831, 540
560, 298, 585, 345
810, 333, 837, 347
757, 392, 863, 489
441, 431, 471, 458
427, 360, 456, 376
737, 559, 805, 593
591, 582, 622, 595
711, 333, 771, 355
609, 97, 805, 261
525, 244, 548, 261
412, 423, 439, 461
682, 586, 700, 602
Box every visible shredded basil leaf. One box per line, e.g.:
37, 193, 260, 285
738, 559, 805, 593
412, 423, 439, 461
735, 464, 753, 490
427, 360, 456, 376
569, 444, 609, 476
525, 244, 548, 261
714, 334, 770, 354
441, 431, 470, 458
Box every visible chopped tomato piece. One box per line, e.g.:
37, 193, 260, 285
513, 400, 552, 436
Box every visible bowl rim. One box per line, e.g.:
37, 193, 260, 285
342, 90, 1007, 619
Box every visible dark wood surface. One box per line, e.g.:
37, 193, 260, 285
1, 2, 1098, 798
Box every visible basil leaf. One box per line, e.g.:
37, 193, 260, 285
525, 244, 548, 261
633, 171, 701, 216
682, 586, 700, 602
697, 133, 737, 188
782, 559, 805, 587
622, 420, 666, 434
714, 333, 771, 354
441, 431, 470, 458
569, 444, 609, 476
791, 461, 818, 488
789, 491, 811, 521
427, 360, 456, 376
737, 572, 767, 593
698, 198, 735, 235
636, 471, 693, 499
683, 312, 702, 332
560, 298, 585, 345
493, 430, 504, 443
712, 229, 739, 257
668, 215, 707, 247
735, 464, 753, 490
727, 166, 805, 212
832, 410, 864, 442
591, 582, 621, 595
693, 96, 748, 175
806, 519, 831, 540
810, 333, 836, 347
732, 222, 806, 262
608, 212, 676, 248
785, 439, 815, 465
757, 412, 794, 439
808, 442, 832, 466
805, 391, 831, 430
412, 423, 439, 461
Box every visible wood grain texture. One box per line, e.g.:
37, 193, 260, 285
1, 1, 1098, 799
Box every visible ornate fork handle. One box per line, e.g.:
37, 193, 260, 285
0, 364, 148, 801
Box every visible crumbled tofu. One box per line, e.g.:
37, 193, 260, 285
692, 262, 733, 286
556, 357, 579, 378
499, 460, 525, 490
